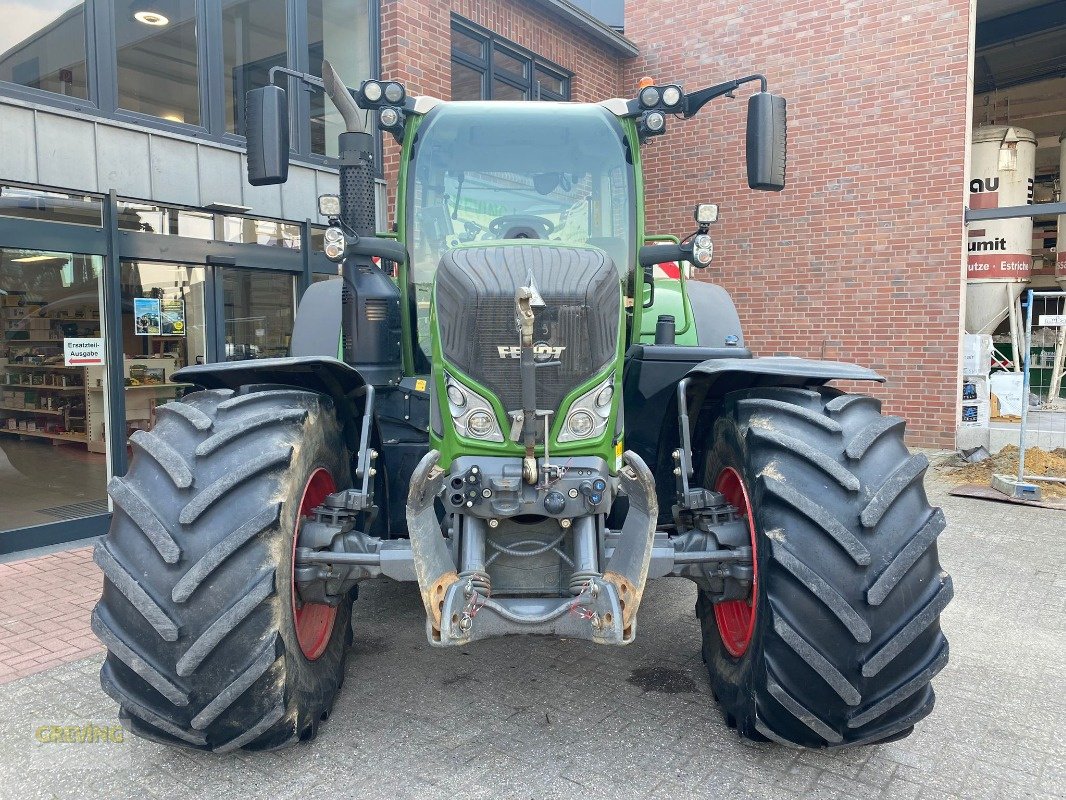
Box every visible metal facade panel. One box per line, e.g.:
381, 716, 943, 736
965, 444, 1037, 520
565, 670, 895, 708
0, 104, 38, 183
96, 125, 151, 198
149, 136, 199, 206
197, 145, 243, 208
239, 154, 282, 217
281, 165, 318, 223
36, 112, 96, 191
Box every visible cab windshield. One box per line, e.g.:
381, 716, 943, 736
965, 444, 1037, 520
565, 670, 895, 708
407, 102, 634, 356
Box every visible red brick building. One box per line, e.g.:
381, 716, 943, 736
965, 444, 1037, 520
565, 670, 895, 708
625, 1, 972, 448
378, 0, 971, 447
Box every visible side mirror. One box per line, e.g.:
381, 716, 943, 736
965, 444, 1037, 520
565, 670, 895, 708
746, 92, 786, 191
246, 85, 290, 186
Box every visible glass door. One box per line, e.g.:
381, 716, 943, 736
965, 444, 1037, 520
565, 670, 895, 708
0, 248, 109, 533
116, 261, 208, 442
220, 268, 295, 361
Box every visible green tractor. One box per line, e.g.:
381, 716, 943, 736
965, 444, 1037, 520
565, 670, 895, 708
93, 62, 951, 752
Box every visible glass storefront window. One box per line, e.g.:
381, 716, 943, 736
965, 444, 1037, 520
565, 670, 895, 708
308, 0, 371, 157
223, 0, 288, 135
0, 185, 103, 227
0, 1, 88, 99
222, 216, 301, 248
222, 269, 294, 360
116, 202, 214, 239
0, 247, 108, 532
175, 209, 213, 239
114, 0, 200, 124
120, 260, 206, 369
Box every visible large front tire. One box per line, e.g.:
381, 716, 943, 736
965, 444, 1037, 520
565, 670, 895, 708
695, 386, 951, 748
93, 387, 353, 751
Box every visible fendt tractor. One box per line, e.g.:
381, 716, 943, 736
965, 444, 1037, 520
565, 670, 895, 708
92, 60, 952, 753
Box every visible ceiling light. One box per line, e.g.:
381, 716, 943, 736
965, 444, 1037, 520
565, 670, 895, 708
134, 10, 170, 26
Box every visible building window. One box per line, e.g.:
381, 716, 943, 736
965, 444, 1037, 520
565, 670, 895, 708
114, 0, 201, 125
308, 0, 373, 157
0, 185, 102, 227
223, 0, 288, 136
0, 1, 376, 162
450, 19, 571, 102
0, 1, 89, 99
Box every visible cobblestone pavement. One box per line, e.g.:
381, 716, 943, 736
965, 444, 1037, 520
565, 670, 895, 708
0, 477, 1063, 800
0, 546, 102, 683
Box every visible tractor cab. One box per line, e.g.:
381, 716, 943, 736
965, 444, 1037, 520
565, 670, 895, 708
404, 101, 635, 362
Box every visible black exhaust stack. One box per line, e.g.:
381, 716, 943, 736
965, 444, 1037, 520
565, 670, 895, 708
245, 63, 402, 386
320, 63, 403, 386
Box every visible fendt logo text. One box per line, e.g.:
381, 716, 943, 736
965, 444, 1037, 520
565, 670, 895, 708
497, 343, 566, 361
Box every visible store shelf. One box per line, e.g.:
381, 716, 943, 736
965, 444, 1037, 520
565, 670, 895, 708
88, 383, 187, 391
0, 428, 87, 444
4, 364, 84, 371
0, 406, 64, 416
1, 385, 85, 393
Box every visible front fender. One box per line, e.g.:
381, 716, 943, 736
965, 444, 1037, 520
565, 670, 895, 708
173, 356, 368, 449
685, 356, 884, 402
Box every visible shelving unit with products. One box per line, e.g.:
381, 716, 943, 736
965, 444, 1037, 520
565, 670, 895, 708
1, 294, 188, 451
1, 294, 98, 445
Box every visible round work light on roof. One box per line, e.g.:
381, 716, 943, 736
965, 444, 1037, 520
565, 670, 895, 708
639, 86, 661, 108
362, 81, 383, 103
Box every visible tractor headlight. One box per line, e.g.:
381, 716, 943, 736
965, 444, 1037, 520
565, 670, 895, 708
444, 374, 503, 442
566, 410, 595, 439
467, 410, 495, 438
446, 383, 466, 408
691, 234, 714, 267
661, 84, 683, 109
362, 80, 383, 103
558, 376, 614, 443
639, 85, 660, 108
324, 241, 345, 262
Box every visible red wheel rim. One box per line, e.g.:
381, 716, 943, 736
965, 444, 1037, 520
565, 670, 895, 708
291, 468, 338, 660
713, 466, 758, 658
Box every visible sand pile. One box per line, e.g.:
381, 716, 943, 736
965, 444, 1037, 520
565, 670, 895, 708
946, 445, 1066, 499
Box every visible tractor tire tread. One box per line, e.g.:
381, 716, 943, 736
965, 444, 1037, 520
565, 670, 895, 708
696, 386, 951, 748
93, 388, 352, 752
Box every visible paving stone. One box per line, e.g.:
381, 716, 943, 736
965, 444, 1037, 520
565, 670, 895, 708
0, 479, 1062, 798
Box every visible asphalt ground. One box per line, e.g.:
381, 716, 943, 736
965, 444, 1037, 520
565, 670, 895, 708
0, 473, 1063, 799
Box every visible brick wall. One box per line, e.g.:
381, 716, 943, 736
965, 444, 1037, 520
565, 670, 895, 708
379, 0, 625, 222
623, 0, 971, 447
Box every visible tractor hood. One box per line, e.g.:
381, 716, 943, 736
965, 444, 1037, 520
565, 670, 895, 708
434, 243, 621, 417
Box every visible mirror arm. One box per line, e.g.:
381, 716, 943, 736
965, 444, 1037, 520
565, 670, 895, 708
682, 74, 766, 118
267, 65, 324, 91
264, 63, 364, 135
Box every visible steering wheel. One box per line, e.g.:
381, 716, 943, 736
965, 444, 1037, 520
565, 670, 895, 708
487, 215, 556, 239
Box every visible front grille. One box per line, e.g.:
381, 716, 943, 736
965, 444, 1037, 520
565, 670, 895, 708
435, 245, 620, 415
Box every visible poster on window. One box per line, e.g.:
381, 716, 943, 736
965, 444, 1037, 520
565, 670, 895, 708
161, 298, 186, 336
134, 297, 161, 336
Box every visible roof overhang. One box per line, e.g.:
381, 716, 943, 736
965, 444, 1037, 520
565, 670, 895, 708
526, 0, 639, 57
